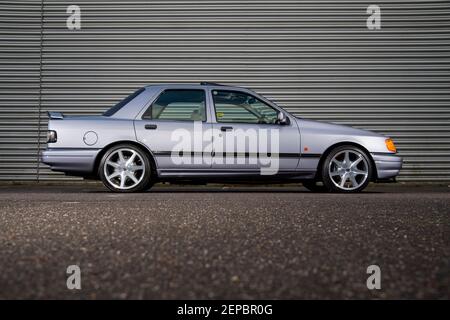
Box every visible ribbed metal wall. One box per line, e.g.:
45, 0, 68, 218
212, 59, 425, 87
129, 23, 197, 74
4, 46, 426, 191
0, 0, 42, 180
2, 0, 450, 181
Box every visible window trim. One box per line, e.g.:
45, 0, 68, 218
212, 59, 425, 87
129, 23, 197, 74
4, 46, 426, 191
211, 89, 281, 125
141, 88, 208, 122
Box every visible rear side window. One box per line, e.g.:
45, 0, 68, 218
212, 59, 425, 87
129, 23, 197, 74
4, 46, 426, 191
103, 87, 145, 117
142, 89, 206, 121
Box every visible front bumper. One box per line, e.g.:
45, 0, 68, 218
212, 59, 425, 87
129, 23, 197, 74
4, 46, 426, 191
41, 148, 101, 174
371, 152, 403, 180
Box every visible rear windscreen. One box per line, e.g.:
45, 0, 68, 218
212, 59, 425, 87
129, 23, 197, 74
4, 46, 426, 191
103, 87, 145, 117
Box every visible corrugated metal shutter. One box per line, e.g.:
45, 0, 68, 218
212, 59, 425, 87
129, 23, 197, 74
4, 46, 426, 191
0, 0, 42, 180
4, 0, 450, 181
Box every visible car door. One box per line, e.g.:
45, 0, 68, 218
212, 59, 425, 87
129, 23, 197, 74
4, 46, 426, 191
210, 89, 301, 175
134, 88, 212, 170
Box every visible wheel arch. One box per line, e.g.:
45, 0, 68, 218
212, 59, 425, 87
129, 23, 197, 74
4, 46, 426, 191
93, 140, 158, 178
315, 141, 377, 181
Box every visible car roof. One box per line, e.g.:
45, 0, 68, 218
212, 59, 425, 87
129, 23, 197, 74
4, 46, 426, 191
143, 83, 252, 92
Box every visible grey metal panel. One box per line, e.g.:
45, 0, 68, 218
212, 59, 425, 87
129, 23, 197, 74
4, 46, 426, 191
3, 0, 450, 181
0, 0, 42, 180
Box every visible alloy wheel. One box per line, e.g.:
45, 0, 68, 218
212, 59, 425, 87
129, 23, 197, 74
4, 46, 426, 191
328, 150, 369, 191
103, 148, 146, 190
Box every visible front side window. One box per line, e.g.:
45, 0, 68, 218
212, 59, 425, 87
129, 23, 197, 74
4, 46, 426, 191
212, 90, 279, 124
143, 89, 206, 121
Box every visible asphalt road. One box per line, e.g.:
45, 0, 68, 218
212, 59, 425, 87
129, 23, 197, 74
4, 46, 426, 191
0, 183, 448, 299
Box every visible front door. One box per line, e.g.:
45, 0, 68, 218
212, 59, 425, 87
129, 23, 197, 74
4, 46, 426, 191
210, 89, 301, 175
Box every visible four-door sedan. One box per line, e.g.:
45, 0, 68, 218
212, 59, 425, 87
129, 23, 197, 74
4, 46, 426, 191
42, 83, 402, 193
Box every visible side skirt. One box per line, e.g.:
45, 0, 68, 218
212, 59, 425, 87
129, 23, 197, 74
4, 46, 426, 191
156, 169, 316, 183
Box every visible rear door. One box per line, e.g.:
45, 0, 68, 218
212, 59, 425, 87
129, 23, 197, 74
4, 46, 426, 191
134, 88, 212, 170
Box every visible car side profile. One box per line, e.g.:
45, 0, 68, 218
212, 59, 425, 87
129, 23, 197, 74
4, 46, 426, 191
42, 83, 402, 193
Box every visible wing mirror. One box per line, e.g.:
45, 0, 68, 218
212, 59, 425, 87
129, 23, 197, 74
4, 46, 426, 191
277, 111, 289, 125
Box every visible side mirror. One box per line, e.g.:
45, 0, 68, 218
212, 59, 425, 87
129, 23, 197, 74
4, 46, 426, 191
277, 112, 289, 125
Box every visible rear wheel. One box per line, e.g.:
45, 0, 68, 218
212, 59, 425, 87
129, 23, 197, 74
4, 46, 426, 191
321, 145, 372, 193
99, 144, 152, 192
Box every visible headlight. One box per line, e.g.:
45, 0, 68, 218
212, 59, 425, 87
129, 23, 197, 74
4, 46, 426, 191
385, 138, 396, 152
47, 130, 57, 143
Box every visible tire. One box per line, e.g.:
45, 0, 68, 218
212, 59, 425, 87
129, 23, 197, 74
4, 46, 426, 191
99, 144, 153, 193
302, 181, 327, 192
321, 145, 373, 193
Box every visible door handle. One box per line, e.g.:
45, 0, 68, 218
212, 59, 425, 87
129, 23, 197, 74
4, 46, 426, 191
145, 124, 157, 130
220, 126, 233, 132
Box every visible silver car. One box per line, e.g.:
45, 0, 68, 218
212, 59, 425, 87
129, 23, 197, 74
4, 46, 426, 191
42, 83, 402, 193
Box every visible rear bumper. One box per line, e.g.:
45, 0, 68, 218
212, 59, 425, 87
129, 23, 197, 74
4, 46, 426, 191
371, 153, 403, 180
41, 148, 100, 174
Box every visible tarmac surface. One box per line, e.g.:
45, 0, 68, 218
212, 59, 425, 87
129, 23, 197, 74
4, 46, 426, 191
0, 183, 448, 299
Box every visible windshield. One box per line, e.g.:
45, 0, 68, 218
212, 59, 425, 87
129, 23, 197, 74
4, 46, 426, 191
103, 87, 145, 117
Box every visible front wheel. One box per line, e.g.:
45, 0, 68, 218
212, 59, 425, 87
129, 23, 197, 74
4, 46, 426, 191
321, 145, 373, 193
99, 144, 152, 192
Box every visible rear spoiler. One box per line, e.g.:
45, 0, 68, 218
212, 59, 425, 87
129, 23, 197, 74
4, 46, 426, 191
47, 111, 64, 120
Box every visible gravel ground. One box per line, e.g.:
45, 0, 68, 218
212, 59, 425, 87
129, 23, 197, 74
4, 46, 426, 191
0, 183, 448, 299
